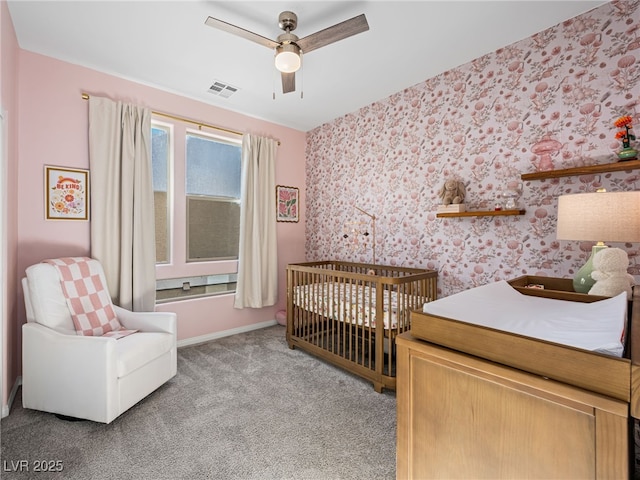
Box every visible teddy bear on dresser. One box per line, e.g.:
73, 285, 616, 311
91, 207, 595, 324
588, 247, 635, 300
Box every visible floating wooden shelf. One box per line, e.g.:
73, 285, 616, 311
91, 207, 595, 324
521, 159, 640, 180
436, 209, 526, 218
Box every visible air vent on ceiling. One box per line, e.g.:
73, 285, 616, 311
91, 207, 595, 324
208, 80, 239, 99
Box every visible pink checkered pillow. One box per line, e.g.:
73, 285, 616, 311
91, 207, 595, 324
44, 257, 135, 338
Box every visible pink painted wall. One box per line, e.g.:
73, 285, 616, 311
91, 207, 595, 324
1, 0, 21, 409
14, 52, 306, 349
306, 1, 640, 297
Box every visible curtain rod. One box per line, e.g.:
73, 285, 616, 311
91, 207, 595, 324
81, 93, 280, 145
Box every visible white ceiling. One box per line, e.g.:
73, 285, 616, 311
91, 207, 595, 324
7, 0, 606, 132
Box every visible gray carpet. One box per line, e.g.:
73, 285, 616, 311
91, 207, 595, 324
0, 325, 396, 480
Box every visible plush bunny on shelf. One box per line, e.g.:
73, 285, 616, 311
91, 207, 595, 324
438, 179, 466, 205
588, 247, 635, 300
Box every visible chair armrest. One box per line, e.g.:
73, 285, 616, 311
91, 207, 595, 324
23, 322, 116, 357
113, 305, 177, 335
22, 323, 118, 406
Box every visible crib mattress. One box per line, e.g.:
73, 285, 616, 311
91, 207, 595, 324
293, 282, 405, 330
421, 280, 627, 357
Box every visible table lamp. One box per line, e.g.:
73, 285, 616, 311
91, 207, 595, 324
556, 190, 640, 293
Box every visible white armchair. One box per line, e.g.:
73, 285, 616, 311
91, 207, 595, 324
22, 261, 177, 423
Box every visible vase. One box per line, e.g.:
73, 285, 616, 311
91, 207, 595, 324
617, 147, 638, 161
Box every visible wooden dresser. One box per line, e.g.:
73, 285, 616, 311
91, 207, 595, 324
396, 282, 640, 479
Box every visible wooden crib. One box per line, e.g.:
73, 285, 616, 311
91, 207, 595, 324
286, 261, 437, 392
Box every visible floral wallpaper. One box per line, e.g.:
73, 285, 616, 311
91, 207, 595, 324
305, 0, 640, 297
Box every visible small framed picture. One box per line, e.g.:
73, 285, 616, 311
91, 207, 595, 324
45, 166, 89, 221
276, 185, 299, 223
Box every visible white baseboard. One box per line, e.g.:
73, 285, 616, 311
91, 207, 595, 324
2, 376, 22, 418
177, 319, 279, 348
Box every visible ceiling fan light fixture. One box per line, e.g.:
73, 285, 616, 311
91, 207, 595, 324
275, 44, 301, 73
206, 10, 368, 94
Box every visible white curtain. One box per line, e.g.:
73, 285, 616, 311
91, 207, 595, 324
88, 96, 156, 312
234, 134, 278, 309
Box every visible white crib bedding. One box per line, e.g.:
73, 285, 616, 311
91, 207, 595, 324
422, 280, 628, 357
293, 282, 405, 330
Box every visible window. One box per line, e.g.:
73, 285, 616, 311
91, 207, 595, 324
152, 124, 171, 263
151, 121, 242, 302
186, 132, 242, 262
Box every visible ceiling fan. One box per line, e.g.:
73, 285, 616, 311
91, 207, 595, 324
205, 10, 369, 95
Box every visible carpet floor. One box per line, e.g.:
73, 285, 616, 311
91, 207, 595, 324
1, 325, 397, 480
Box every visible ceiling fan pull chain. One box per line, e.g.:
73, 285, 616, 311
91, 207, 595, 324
273, 57, 276, 100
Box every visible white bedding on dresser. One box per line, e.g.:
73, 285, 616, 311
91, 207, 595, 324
422, 280, 628, 357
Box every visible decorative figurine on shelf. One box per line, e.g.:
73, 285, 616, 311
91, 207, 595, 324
438, 179, 466, 205
588, 247, 635, 300
500, 182, 523, 210
614, 115, 637, 161
531, 135, 562, 171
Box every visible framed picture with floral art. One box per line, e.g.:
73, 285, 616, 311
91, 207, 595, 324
276, 185, 299, 222
45, 166, 89, 221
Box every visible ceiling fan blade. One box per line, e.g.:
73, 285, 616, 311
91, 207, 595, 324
281, 72, 296, 94
205, 16, 279, 49
296, 14, 369, 54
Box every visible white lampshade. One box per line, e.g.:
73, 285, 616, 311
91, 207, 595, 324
557, 191, 640, 243
275, 44, 301, 73
556, 190, 640, 293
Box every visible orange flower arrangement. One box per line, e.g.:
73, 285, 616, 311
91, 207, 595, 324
614, 115, 635, 148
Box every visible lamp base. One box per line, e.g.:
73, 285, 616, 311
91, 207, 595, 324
573, 244, 607, 293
